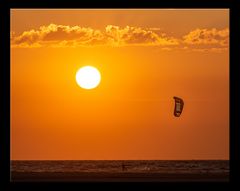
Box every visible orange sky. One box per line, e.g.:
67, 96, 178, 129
10, 9, 229, 160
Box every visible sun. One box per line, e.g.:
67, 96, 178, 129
76, 66, 101, 89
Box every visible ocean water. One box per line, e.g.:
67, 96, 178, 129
11, 160, 229, 174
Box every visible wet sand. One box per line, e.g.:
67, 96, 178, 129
11, 172, 229, 182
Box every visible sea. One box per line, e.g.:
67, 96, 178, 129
11, 160, 229, 174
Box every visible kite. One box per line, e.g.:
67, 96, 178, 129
173, 96, 184, 117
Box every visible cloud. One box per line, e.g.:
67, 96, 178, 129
11, 24, 229, 52
11, 24, 179, 48
183, 28, 229, 47
105, 25, 179, 46
11, 24, 107, 47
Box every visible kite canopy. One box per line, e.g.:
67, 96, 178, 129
173, 96, 184, 117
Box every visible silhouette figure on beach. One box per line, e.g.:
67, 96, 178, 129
122, 162, 127, 171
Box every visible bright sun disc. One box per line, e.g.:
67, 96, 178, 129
76, 66, 101, 89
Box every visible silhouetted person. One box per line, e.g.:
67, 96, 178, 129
122, 162, 127, 171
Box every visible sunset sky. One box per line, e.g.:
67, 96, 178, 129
10, 9, 229, 160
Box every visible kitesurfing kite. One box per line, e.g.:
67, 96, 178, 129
173, 96, 184, 117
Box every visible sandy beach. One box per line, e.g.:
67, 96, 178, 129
11, 172, 229, 182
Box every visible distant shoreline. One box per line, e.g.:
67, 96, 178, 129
11, 172, 229, 182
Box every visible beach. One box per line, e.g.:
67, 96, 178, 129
11, 171, 229, 182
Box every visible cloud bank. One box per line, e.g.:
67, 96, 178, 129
11, 24, 179, 48
11, 24, 229, 52
183, 28, 229, 46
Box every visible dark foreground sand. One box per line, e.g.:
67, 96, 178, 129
11, 172, 229, 182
